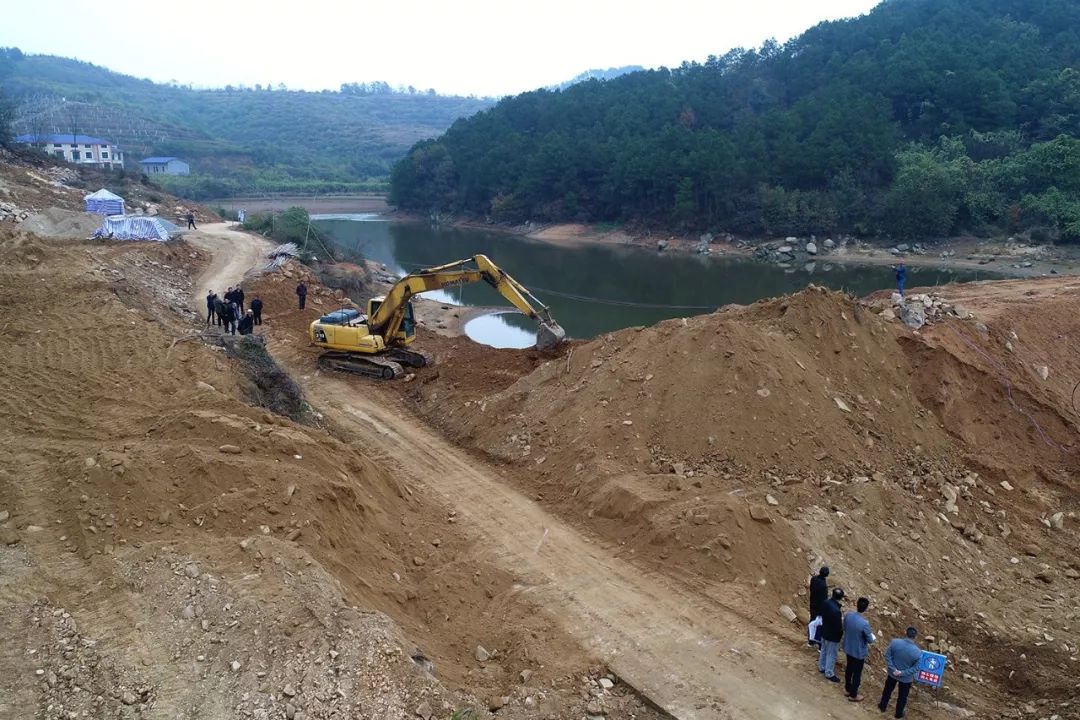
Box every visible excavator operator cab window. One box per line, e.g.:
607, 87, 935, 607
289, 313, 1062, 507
402, 302, 416, 337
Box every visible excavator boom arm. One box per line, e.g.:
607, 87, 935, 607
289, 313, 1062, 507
369, 255, 564, 349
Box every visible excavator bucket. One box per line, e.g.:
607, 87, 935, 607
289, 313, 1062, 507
536, 321, 566, 351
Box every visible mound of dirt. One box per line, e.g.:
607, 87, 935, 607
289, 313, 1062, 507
406, 283, 1080, 714
20, 207, 104, 239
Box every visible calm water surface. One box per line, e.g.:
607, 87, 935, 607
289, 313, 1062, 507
314, 215, 997, 347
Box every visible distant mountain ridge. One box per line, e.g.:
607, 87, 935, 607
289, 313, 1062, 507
551, 66, 645, 90
0, 52, 495, 198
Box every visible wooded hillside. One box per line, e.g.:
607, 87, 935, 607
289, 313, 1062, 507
391, 0, 1080, 241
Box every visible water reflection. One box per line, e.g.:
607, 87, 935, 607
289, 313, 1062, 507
464, 312, 537, 349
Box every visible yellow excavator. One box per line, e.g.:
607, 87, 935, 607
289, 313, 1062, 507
309, 254, 566, 379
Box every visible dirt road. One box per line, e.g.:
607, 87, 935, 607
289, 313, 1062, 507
192, 227, 868, 720
187, 223, 274, 314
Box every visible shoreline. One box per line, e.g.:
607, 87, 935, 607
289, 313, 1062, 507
383, 210, 1080, 278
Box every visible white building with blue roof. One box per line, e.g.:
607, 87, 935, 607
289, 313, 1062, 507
15, 134, 125, 169
139, 157, 190, 176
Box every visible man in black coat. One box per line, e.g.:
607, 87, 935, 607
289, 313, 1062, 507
236, 286, 245, 312
809, 566, 830, 647
250, 296, 264, 325
238, 310, 255, 335
818, 588, 845, 683
296, 281, 307, 310
205, 291, 218, 326
213, 298, 231, 333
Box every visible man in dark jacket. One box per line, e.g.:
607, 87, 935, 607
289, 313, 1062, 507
205, 291, 217, 326
880, 626, 923, 718
238, 310, 255, 335
296, 281, 307, 310
213, 298, 231, 333
186, 211, 197, 230
818, 588, 844, 682
808, 566, 830, 647
236, 286, 245, 312
895, 262, 907, 297
250, 296, 264, 325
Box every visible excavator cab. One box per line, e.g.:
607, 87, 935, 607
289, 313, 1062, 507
368, 297, 417, 344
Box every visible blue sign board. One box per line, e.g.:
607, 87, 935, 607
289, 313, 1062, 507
915, 651, 947, 688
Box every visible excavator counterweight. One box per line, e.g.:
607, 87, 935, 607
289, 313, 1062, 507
309, 254, 565, 379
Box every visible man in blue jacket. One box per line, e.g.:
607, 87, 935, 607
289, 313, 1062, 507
895, 262, 907, 297
842, 597, 875, 701
879, 626, 923, 718
818, 588, 844, 682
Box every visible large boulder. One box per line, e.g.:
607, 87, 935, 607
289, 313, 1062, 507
805, 242, 818, 255
900, 302, 926, 330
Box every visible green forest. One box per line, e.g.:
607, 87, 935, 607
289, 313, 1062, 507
391, 0, 1080, 241
0, 52, 493, 198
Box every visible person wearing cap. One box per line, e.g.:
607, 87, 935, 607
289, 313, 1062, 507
818, 587, 844, 682
842, 597, 876, 701
808, 566, 830, 647
879, 626, 923, 718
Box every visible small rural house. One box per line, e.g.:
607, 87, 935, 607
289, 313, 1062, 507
15, 134, 125, 169
139, 157, 190, 175
84, 189, 126, 216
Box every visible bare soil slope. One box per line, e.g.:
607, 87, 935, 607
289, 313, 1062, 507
407, 283, 1080, 717
0, 229, 641, 720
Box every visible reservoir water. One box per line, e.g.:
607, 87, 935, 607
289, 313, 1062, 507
314, 214, 996, 347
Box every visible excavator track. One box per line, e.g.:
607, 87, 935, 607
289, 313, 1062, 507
317, 352, 405, 380
386, 348, 431, 368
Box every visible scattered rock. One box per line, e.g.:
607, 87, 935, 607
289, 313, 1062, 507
121, 691, 138, 706
823, 238, 835, 249
1049, 512, 1064, 530
184, 563, 201, 578
834, 397, 852, 413
283, 683, 297, 697
475, 645, 491, 662
778, 605, 798, 623
412, 556, 425, 567
285, 703, 298, 720
1022, 543, 1041, 557
1035, 365, 1049, 380
1000, 480, 1014, 491
805, 242, 818, 255
520, 669, 534, 683
748, 505, 773, 523
585, 699, 604, 715
0, 527, 19, 545
415, 701, 433, 720
487, 695, 508, 711
230, 660, 241, 672
598, 677, 615, 690
218, 444, 242, 454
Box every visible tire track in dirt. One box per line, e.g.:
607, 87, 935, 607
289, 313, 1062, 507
192, 226, 866, 720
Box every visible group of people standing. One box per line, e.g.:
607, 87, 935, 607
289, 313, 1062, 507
808, 566, 924, 718
205, 285, 263, 336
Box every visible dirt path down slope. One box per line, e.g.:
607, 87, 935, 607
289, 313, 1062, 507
188, 222, 273, 312
191, 227, 870, 720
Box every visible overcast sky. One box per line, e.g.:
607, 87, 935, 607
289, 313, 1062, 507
1, 0, 881, 97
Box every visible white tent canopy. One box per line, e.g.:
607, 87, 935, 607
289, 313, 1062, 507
84, 189, 126, 216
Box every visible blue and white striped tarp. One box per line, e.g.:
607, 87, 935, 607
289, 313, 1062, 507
93, 216, 181, 241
